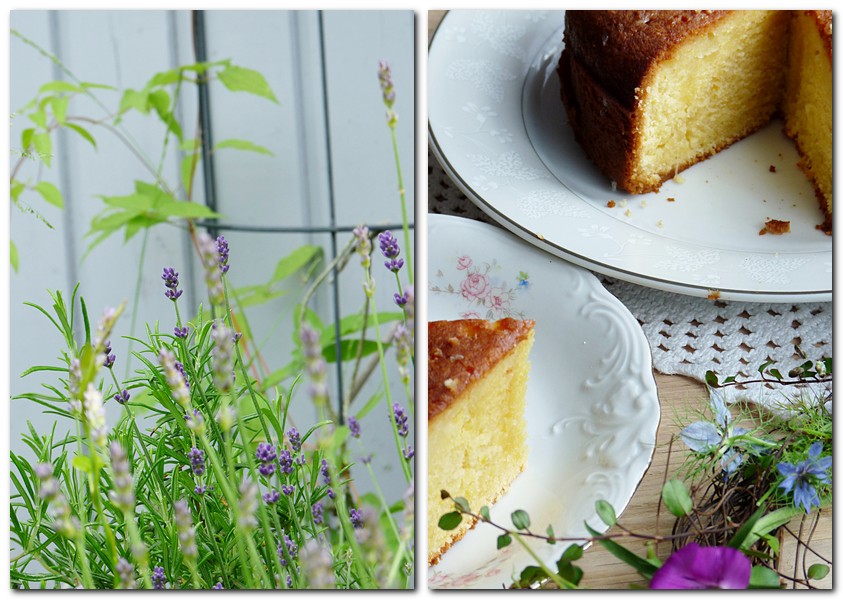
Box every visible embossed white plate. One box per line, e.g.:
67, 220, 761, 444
427, 214, 660, 589
429, 10, 832, 302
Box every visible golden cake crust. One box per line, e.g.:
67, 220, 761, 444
562, 10, 729, 109
428, 318, 535, 421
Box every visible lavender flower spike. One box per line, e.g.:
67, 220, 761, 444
114, 389, 130, 405
83, 384, 108, 448
300, 322, 329, 407
300, 539, 336, 589
238, 480, 259, 529
115, 557, 137, 589
162, 267, 183, 301
377, 60, 398, 129
348, 415, 361, 439
393, 402, 409, 437
151, 566, 167, 590
159, 348, 191, 409
187, 447, 206, 477
216, 236, 230, 274
103, 340, 116, 369
36, 463, 79, 538
174, 499, 197, 558
109, 441, 135, 512
92, 303, 126, 356
198, 232, 225, 307
650, 543, 751, 589
353, 225, 372, 268
211, 321, 235, 394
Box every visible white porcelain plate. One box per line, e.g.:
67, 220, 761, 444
429, 10, 832, 303
427, 214, 660, 589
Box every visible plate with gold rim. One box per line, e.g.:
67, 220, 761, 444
427, 214, 660, 589
428, 10, 832, 303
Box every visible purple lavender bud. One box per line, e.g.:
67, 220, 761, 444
263, 489, 281, 504
348, 416, 361, 439
378, 230, 400, 260
287, 428, 302, 453
385, 257, 404, 273
195, 484, 207, 496
295, 453, 307, 466
211, 322, 235, 394
403, 445, 415, 460
281, 484, 294, 496
312, 502, 324, 525
185, 408, 205, 435
393, 403, 409, 437
162, 267, 183, 301
216, 236, 230, 275
327, 489, 335, 500
352, 225, 372, 268
212, 582, 224, 590
159, 349, 191, 409
152, 566, 167, 590
278, 533, 298, 567
175, 361, 190, 390
187, 447, 205, 477
378, 60, 396, 108
286, 575, 293, 588
109, 441, 135, 512
320, 458, 330, 482
394, 291, 409, 307
174, 326, 189, 339
361, 454, 372, 466
114, 389, 130, 405
349, 508, 363, 529
278, 450, 293, 475
256, 442, 277, 464
174, 499, 197, 558
198, 233, 224, 307
259, 461, 277, 477
116, 557, 136, 589
103, 340, 116, 369
300, 539, 336, 589
238, 480, 259, 528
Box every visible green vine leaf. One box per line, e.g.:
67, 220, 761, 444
215, 138, 274, 156
748, 565, 781, 589
10, 240, 19, 273
496, 533, 512, 549
511, 509, 531, 530
807, 563, 830, 580
63, 123, 97, 149
595, 499, 617, 527
218, 64, 279, 104
34, 181, 64, 209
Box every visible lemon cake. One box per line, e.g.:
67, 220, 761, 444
558, 10, 832, 232
428, 318, 535, 565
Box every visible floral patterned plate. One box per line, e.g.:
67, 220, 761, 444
427, 214, 660, 589
429, 10, 832, 302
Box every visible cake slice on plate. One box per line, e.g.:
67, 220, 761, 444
428, 318, 535, 565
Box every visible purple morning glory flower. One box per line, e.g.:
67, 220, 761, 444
162, 267, 183, 301
348, 416, 361, 439
650, 543, 751, 589
778, 441, 831, 513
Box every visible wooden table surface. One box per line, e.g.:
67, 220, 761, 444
427, 10, 831, 590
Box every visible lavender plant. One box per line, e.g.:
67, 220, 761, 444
10, 58, 414, 589
11, 229, 414, 589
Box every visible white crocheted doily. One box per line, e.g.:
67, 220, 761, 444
429, 151, 833, 415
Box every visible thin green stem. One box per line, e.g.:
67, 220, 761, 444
512, 531, 574, 589
388, 127, 412, 284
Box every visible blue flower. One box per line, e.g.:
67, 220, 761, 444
679, 388, 750, 475
777, 442, 831, 513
